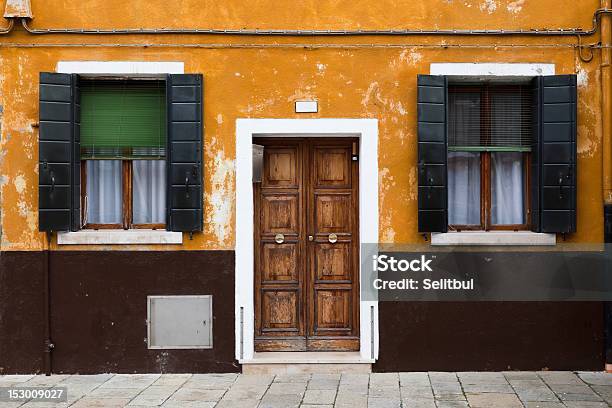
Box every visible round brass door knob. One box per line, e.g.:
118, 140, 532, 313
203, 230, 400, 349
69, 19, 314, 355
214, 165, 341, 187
328, 233, 338, 244
275, 234, 285, 244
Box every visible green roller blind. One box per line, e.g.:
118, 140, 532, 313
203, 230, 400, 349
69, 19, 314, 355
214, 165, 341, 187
80, 80, 166, 159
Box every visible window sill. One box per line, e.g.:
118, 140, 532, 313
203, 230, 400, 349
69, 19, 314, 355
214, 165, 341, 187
431, 231, 556, 246
57, 230, 183, 245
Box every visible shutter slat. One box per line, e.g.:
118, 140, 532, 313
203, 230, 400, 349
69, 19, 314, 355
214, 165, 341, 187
532, 75, 577, 233
418, 75, 448, 233
166, 74, 203, 232
39, 72, 79, 232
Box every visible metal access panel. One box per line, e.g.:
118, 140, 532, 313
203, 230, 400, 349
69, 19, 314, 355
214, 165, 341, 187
147, 295, 213, 349
253, 144, 264, 183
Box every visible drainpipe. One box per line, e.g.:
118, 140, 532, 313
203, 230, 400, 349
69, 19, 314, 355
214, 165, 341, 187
602, 0, 612, 374
43, 231, 53, 376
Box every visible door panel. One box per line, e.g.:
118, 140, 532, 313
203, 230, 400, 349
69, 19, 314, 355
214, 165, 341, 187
255, 138, 359, 352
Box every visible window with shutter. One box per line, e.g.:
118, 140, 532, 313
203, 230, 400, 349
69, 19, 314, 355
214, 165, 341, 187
447, 84, 533, 231
417, 74, 577, 236
79, 79, 167, 229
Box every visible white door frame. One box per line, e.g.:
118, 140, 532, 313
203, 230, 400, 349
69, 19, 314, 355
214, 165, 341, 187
235, 118, 379, 363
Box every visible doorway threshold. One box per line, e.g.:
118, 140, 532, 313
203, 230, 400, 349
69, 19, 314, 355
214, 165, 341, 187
241, 352, 373, 374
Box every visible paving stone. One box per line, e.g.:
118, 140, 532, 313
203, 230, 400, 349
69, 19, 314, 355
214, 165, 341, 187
457, 372, 508, 385
433, 393, 467, 401
153, 374, 192, 386
368, 385, 400, 398
307, 377, 339, 390
367, 396, 401, 408
233, 374, 275, 385
88, 387, 143, 399
340, 373, 369, 385
538, 372, 583, 386
274, 374, 311, 383
432, 381, 463, 396
19, 403, 70, 408
337, 384, 368, 394
99, 374, 160, 389
182, 374, 236, 388
522, 402, 565, 408
127, 385, 179, 405
0, 375, 35, 386
400, 396, 436, 408
311, 374, 341, 382
504, 372, 542, 381
59, 374, 113, 385
400, 385, 434, 398
161, 401, 216, 408
23, 374, 70, 386
220, 384, 269, 400
267, 382, 307, 396
591, 384, 612, 403
167, 387, 225, 401
435, 401, 469, 408
302, 389, 337, 404
562, 402, 609, 408
462, 383, 514, 393
514, 386, 559, 402
258, 393, 302, 408
214, 399, 260, 408
428, 372, 458, 384
399, 372, 430, 386
70, 397, 133, 407
577, 372, 612, 386
299, 405, 332, 408
369, 373, 399, 386
466, 392, 523, 408
334, 392, 368, 408
0, 402, 23, 408
549, 384, 603, 402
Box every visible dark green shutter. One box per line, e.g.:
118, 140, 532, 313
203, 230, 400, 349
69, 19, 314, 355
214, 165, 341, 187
532, 75, 577, 233
417, 75, 448, 233
166, 74, 203, 232
39, 72, 80, 232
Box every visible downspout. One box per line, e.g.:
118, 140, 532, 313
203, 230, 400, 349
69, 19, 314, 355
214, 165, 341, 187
602, 0, 612, 374
43, 231, 53, 376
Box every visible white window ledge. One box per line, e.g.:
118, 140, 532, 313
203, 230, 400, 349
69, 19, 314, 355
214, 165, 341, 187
57, 230, 183, 245
431, 231, 556, 246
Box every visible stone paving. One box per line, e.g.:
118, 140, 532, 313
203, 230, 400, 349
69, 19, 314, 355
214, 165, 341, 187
0, 371, 611, 407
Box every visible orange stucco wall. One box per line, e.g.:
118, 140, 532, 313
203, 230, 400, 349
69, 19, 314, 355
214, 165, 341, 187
0, 0, 605, 251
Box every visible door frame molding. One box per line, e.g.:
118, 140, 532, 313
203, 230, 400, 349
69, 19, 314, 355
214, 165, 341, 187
235, 119, 379, 363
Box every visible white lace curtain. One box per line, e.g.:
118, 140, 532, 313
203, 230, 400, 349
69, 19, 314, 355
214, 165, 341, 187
448, 151, 524, 226
86, 160, 165, 225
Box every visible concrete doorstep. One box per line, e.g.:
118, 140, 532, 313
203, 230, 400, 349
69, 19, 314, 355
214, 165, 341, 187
0, 371, 610, 407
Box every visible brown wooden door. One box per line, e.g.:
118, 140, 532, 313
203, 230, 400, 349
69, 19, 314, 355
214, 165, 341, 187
254, 138, 359, 352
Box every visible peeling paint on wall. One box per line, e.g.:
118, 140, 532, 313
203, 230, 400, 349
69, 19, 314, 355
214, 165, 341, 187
479, 0, 498, 14
204, 145, 235, 246
507, 0, 525, 14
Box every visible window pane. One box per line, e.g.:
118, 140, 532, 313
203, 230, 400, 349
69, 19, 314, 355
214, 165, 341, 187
491, 152, 525, 225
448, 152, 481, 226
490, 90, 532, 148
86, 160, 122, 224
133, 160, 166, 225
448, 91, 481, 148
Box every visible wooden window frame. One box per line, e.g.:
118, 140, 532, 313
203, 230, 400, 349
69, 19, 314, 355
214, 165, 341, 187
448, 85, 531, 232
81, 160, 165, 230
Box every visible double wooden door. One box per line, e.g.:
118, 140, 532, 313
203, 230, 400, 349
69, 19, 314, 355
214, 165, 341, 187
254, 138, 360, 351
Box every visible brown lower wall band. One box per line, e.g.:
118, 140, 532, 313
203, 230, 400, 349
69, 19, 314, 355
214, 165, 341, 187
373, 301, 604, 372
0, 250, 605, 373
0, 250, 237, 374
